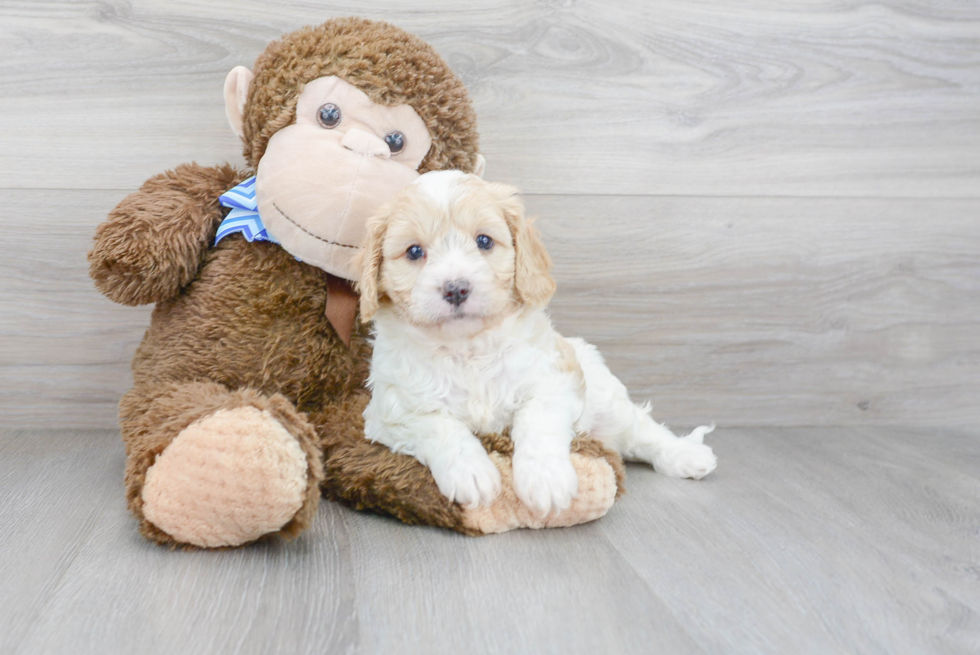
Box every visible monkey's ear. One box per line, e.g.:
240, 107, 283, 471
354, 211, 388, 322
473, 154, 487, 178
223, 66, 254, 138
494, 185, 555, 309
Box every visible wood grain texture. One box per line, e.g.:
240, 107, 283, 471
2, 0, 978, 428
1, 427, 977, 654
3, 189, 977, 429
597, 427, 980, 655
0, 0, 978, 196
2, 3, 977, 653
530, 194, 980, 428
0, 190, 150, 429
0, 430, 358, 655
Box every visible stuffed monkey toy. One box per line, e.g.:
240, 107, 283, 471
88, 17, 624, 548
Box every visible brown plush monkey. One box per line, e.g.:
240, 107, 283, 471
88, 17, 624, 548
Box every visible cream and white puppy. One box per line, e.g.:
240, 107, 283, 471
357, 171, 717, 516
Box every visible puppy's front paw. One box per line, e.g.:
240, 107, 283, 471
429, 440, 502, 508
655, 429, 717, 480
513, 451, 579, 517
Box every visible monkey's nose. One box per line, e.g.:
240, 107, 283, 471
442, 279, 471, 307
341, 128, 391, 158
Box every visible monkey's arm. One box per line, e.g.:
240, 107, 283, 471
89, 163, 247, 305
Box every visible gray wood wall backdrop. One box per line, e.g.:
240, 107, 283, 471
0, 0, 978, 430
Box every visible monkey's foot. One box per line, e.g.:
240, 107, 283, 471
141, 406, 310, 548
461, 451, 619, 534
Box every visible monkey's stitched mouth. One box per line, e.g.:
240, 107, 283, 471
271, 202, 359, 249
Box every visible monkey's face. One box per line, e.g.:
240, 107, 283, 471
254, 76, 433, 280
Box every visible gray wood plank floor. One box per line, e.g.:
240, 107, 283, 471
2, 2, 978, 654
1, 428, 977, 655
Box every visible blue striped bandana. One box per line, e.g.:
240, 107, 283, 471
215, 176, 280, 245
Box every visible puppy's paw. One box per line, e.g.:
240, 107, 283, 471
429, 440, 502, 508
513, 451, 579, 517
655, 436, 717, 480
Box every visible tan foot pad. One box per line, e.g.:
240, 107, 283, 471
142, 406, 309, 548
461, 452, 618, 534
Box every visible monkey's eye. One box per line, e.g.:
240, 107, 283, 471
476, 235, 494, 251
317, 103, 342, 128
406, 244, 425, 261
385, 131, 406, 154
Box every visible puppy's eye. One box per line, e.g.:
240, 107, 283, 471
317, 103, 342, 128
406, 244, 425, 261
476, 234, 494, 251
385, 131, 406, 154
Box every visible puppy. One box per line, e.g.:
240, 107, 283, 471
356, 171, 717, 516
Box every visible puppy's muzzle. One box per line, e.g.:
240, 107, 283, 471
442, 279, 471, 307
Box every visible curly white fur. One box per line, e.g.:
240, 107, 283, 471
360, 171, 717, 516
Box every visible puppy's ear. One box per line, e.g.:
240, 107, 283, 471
355, 209, 388, 322
493, 184, 555, 309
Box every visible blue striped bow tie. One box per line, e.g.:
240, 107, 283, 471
215, 176, 280, 245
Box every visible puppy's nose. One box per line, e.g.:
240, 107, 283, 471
442, 279, 470, 307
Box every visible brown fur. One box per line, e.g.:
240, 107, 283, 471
120, 379, 325, 546
89, 19, 624, 547
471, 431, 625, 499
312, 392, 475, 533
90, 163, 243, 306
243, 17, 480, 175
